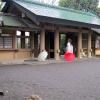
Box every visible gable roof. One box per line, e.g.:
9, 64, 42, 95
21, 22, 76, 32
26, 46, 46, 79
0, 13, 27, 28
4, 0, 100, 28
2, 14, 27, 28
0, 13, 39, 30
0, 13, 33, 28
0, 2, 6, 11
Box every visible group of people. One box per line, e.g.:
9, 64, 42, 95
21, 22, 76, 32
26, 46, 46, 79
37, 38, 74, 61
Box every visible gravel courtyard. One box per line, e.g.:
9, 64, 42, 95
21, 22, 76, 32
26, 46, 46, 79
0, 58, 100, 100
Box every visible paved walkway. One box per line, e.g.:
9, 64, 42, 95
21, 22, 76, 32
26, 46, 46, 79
0, 58, 100, 100
24, 57, 100, 66
0, 56, 99, 66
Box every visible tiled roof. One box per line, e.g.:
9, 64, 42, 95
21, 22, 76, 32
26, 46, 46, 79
12, 0, 100, 26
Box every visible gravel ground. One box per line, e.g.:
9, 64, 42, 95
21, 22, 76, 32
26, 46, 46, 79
0, 58, 100, 100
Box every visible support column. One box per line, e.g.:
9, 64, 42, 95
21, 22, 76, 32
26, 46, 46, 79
30, 32, 34, 58
12, 30, 17, 49
54, 28, 60, 60
21, 31, 25, 48
78, 29, 82, 58
34, 33, 39, 58
88, 30, 92, 58
40, 28, 45, 51
12, 30, 17, 59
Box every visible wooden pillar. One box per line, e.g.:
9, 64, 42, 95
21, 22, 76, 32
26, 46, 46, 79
30, 32, 34, 58
34, 33, 39, 58
12, 30, 17, 49
54, 28, 60, 60
12, 30, 17, 59
87, 30, 92, 58
78, 29, 82, 58
21, 31, 25, 48
40, 28, 45, 51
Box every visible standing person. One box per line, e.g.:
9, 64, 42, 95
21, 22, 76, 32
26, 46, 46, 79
64, 38, 75, 62
66, 38, 73, 53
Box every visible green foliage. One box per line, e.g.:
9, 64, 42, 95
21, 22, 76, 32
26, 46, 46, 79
59, 0, 99, 13
96, 7, 100, 13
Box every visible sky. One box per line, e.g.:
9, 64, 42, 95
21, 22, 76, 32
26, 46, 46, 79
36, 0, 59, 5
99, 0, 100, 7
36, 0, 100, 7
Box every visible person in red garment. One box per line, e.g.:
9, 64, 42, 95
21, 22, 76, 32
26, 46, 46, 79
64, 38, 75, 62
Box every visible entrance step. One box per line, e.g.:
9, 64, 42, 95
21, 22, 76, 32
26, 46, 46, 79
24, 59, 66, 66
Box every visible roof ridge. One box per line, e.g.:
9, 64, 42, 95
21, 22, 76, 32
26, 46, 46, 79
14, 0, 96, 17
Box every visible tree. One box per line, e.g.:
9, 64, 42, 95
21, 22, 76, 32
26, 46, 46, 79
59, 0, 99, 13
96, 7, 100, 16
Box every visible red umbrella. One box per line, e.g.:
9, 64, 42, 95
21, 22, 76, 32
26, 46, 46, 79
64, 52, 75, 62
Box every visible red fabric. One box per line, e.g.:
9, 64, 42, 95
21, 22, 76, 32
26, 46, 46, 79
64, 52, 75, 62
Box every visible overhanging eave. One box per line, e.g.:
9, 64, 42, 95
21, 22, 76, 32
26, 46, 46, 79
37, 15, 100, 29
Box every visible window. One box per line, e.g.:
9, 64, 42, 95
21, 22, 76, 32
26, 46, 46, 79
95, 39, 100, 48
25, 37, 30, 48
0, 36, 13, 49
16, 31, 30, 49
17, 37, 21, 48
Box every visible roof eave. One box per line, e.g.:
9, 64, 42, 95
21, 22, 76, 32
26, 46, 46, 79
37, 15, 100, 29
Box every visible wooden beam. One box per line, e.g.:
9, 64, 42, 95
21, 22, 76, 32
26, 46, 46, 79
82, 30, 89, 33
44, 25, 89, 33
59, 27, 79, 32
0, 26, 39, 32
44, 25, 56, 31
